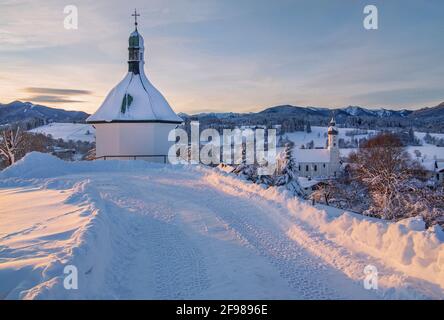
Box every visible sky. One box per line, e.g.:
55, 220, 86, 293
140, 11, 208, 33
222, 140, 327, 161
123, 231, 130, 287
0, 0, 443, 114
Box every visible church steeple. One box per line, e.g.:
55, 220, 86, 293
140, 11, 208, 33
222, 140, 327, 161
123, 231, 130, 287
327, 114, 338, 150
327, 115, 338, 136
132, 9, 139, 30
87, 9, 182, 126
128, 9, 144, 74
327, 113, 340, 177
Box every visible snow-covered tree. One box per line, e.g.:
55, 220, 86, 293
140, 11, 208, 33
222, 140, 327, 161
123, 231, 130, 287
275, 143, 303, 196
0, 128, 24, 167
348, 133, 428, 220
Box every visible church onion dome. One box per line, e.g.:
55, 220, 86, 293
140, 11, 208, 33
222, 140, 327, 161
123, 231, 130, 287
328, 117, 338, 135
129, 30, 144, 48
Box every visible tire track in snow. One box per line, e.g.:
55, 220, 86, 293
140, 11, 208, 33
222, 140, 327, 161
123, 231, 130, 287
95, 180, 210, 299
197, 188, 343, 299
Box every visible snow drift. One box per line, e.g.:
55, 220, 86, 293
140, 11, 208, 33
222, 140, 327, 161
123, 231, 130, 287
207, 168, 444, 292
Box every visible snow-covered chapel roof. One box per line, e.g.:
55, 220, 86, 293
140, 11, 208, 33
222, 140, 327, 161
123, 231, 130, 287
293, 149, 331, 163
87, 14, 182, 124
87, 72, 183, 123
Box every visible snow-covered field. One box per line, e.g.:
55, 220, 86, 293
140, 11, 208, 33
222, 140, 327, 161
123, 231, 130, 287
0, 153, 443, 299
284, 126, 377, 149
29, 123, 95, 143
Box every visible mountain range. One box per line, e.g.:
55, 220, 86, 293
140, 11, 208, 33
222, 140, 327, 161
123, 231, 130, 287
0, 101, 89, 126
180, 101, 444, 132
181, 102, 444, 121
2, 100, 444, 132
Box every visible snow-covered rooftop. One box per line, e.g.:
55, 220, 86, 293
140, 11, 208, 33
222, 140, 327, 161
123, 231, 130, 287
293, 149, 331, 163
87, 72, 182, 123
297, 177, 321, 189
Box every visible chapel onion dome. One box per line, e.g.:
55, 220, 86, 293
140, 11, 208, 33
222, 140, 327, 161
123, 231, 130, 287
328, 117, 338, 135
129, 30, 144, 48
129, 30, 144, 57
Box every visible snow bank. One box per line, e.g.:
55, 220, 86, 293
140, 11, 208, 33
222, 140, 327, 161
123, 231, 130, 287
22, 181, 113, 299
1, 152, 73, 179
206, 169, 444, 291
0, 152, 172, 180
0, 180, 112, 299
288, 202, 444, 288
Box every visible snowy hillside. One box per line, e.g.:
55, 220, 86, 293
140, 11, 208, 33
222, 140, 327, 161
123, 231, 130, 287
284, 126, 377, 148
29, 123, 95, 143
0, 153, 443, 299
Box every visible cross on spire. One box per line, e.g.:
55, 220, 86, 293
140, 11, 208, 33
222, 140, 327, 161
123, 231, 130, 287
132, 9, 140, 29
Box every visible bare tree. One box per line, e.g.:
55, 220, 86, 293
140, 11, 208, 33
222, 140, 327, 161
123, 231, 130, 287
83, 147, 96, 161
311, 182, 334, 206
348, 133, 427, 220
0, 128, 24, 167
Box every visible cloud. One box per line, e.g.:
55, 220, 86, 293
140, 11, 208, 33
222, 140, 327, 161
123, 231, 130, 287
22, 95, 85, 103
24, 87, 92, 95
21, 87, 91, 104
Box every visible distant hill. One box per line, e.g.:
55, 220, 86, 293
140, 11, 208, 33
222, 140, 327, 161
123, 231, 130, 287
0, 101, 89, 127
409, 102, 444, 121
258, 104, 413, 118
182, 102, 444, 133
2, 100, 444, 133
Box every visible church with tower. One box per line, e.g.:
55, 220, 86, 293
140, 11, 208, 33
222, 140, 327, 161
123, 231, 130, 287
87, 10, 182, 162
293, 118, 341, 179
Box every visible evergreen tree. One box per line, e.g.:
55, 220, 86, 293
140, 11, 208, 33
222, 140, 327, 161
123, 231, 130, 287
275, 143, 303, 196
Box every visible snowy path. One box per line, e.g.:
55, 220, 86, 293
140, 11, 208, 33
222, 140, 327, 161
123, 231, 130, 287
1, 154, 443, 299
88, 171, 377, 299
1, 169, 376, 299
